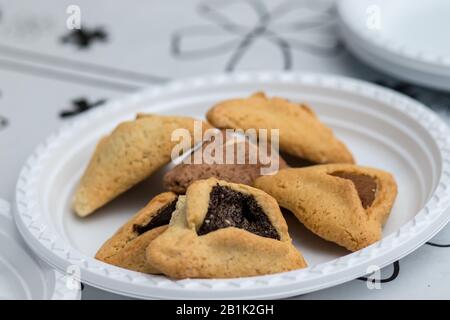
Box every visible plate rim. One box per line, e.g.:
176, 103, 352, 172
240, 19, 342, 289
0, 198, 80, 300
14, 71, 450, 299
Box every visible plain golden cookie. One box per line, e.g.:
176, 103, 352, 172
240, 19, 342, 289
73, 114, 209, 217
206, 92, 354, 164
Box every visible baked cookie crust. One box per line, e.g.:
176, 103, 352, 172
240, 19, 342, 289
206, 92, 354, 165
73, 114, 209, 217
95, 192, 178, 274
147, 178, 307, 278
254, 164, 397, 251
163, 130, 288, 194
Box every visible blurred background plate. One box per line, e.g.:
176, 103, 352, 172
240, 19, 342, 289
338, 0, 450, 91
0, 199, 80, 300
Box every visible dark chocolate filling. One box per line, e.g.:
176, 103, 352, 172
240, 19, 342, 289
330, 171, 377, 209
197, 185, 280, 240
133, 197, 178, 235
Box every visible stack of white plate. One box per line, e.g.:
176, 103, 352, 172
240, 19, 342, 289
0, 199, 80, 300
338, 0, 450, 91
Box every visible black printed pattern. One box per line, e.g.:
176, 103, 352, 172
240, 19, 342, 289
426, 225, 450, 248
171, 0, 342, 71
0, 115, 7, 131
426, 242, 450, 248
0, 87, 6, 131
0, 5, 166, 91
61, 27, 108, 49
374, 80, 450, 119
357, 261, 400, 283
60, 98, 106, 118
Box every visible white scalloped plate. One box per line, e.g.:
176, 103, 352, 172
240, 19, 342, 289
0, 199, 80, 300
338, 0, 450, 91
14, 72, 450, 299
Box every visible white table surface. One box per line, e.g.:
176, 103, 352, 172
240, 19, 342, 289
0, 0, 449, 299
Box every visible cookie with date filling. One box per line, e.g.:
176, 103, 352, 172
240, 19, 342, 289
73, 114, 210, 217
254, 165, 397, 251
206, 92, 354, 164
95, 192, 178, 274
146, 178, 307, 278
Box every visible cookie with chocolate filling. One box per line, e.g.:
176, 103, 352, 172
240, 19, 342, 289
254, 165, 397, 251
73, 114, 210, 217
206, 92, 354, 164
95, 192, 178, 273
163, 130, 288, 194
146, 178, 307, 279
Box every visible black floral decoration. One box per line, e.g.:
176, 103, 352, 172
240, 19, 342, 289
171, 0, 343, 71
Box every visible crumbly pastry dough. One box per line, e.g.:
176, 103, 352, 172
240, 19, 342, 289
95, 192, 178, 274
146, 178, 307, 279
73, 114, 210, 217
254, 164, 397, 251
206, 92, 354, 164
